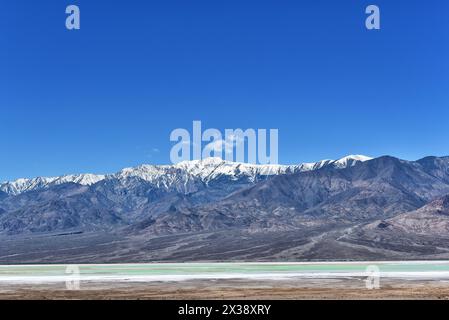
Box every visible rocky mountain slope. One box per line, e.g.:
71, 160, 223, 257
0, 155, 371, 195
0, 155, 371, 235
137, 156, 449, 235
1, 155, 449, 263
362, 194, 449, 236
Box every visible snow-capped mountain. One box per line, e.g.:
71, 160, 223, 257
0, 174, 105, 196
0, 155, 372, 195
332, 155, 373, 169
109, 155, 373, 187
294, 155, 373, 171
115, 157, 296, 188
3, 155, 449, 263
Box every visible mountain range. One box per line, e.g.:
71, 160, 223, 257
0, 155, 372, 196
1, 154, 449, 263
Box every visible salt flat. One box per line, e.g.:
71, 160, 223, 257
2, 261, 449, 283
2, 262, 449, 299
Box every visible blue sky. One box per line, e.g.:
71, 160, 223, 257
1, 0, 448, 181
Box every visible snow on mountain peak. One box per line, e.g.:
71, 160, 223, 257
0, 174, 105, 196
333, 155, 373, 168
339, 155, 373, 162
54, 174, 106, 186
0, 155, 374, 195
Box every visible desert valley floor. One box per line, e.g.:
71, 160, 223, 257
2, 262, 449, 299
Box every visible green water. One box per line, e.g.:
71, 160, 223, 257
1, 262, 449, 278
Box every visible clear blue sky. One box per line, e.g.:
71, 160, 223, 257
1, 0, 448, 181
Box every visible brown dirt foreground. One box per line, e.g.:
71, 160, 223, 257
1, 278, 449, 300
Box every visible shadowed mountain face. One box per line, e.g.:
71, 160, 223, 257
416, 156, 449, 184
365, 195, 449, 236
2, 155, 449, 263
138, 156, 449, 235
337, 194, 449, 259
0, 184, 124, 234
0, 155, 370, 235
